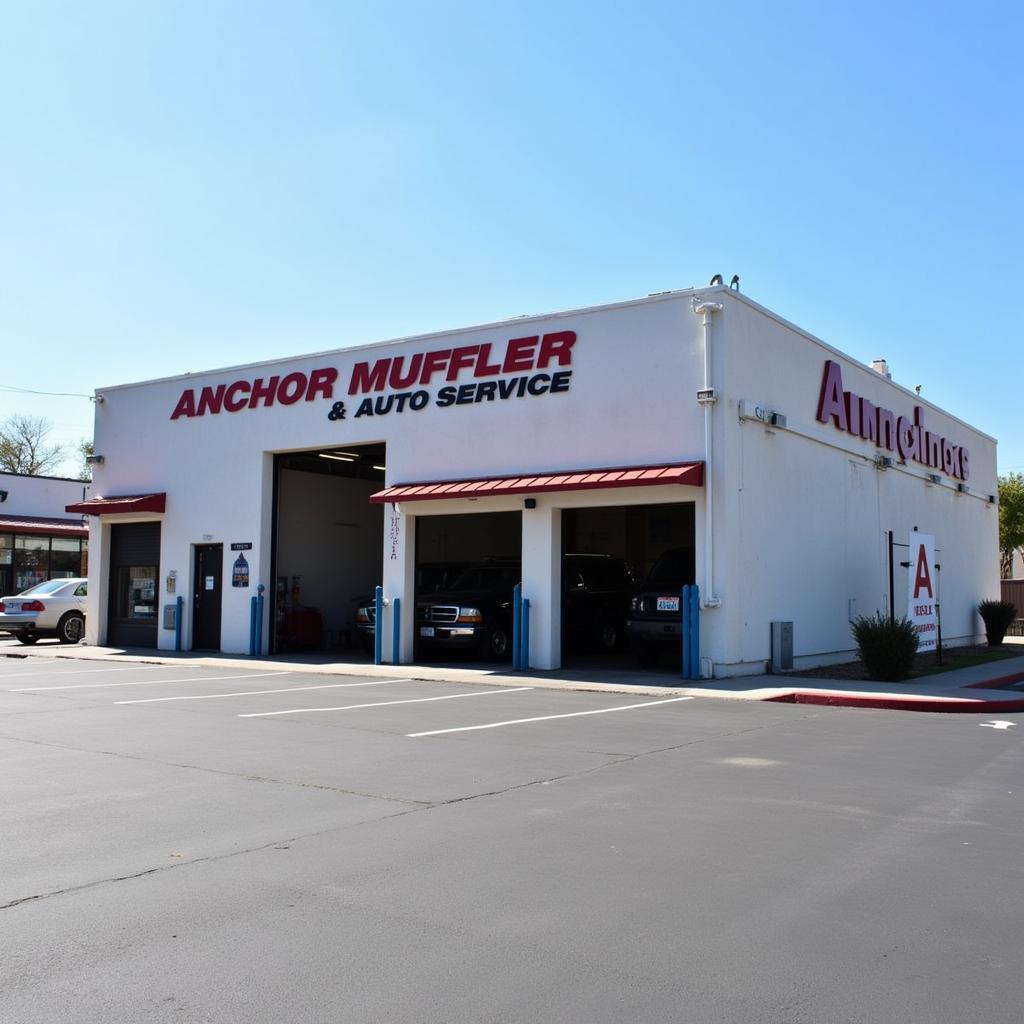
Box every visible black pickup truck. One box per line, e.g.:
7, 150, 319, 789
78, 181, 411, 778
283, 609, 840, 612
416, 559, 521, 660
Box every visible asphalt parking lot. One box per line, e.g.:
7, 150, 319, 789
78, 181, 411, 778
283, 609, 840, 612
3, 655, 1024, 1023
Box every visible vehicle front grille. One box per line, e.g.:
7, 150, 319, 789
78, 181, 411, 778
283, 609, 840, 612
423, 605, 459, 624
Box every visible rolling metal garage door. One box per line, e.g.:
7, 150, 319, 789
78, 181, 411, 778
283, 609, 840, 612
107, 522, 161, 649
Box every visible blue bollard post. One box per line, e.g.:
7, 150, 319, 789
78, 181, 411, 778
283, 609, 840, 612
690, 584, 700, 679
175, 595, 183, 652
249, 596, 257, 656
392, 597, 401, 665
374, 585, 383, 666
256, 584, 265, 656
681, 585, 690, 679
521, 598, 530, 671
512, 583, 522, 671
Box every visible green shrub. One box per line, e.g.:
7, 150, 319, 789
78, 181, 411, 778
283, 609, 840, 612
978, 600, 1017, 647
851, 613, 920, 681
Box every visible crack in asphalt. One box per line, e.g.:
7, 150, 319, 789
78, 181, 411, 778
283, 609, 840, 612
0, 704, 816, 913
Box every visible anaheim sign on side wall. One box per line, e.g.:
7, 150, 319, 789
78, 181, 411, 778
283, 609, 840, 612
816, 360, 970, 480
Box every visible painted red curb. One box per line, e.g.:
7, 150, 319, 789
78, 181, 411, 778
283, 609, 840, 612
765, 691, 1024, 713
965, 671, 1024, 690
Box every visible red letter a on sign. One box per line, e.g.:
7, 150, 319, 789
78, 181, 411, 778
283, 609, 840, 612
913, 545, 933, 599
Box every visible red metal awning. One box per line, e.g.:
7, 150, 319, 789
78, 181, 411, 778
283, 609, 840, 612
65, 493, 166, 516
0, 514, 88, 538
370, 462, 703, 504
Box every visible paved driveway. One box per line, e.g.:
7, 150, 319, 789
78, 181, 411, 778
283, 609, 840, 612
3, 658, 1023, 1023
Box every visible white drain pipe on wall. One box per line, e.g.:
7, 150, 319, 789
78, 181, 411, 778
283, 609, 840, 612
693, 298, 723, 609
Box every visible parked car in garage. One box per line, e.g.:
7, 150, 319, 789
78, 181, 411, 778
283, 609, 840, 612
562, 553, 635, 654
415, 553, 636, 662
625, 547, 696, 667
416, 559, 522, 661
0, 577, 88, 645
354, 562, 475, 654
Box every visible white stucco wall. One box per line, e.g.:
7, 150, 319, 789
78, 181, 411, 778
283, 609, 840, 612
1, 472, 91, 520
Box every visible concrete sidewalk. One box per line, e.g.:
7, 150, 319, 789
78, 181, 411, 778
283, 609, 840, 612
2, 639, 1024, 713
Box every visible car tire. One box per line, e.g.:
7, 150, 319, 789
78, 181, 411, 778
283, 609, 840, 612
57, 612, 85, 644
597, 621, 619, 653
17, 633, 39, 646
483, 626, 511, 662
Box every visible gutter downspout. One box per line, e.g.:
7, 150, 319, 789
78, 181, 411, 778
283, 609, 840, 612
693, 298, 723, 609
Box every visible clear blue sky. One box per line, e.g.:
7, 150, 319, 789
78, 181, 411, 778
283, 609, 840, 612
2, 1, 1020, 478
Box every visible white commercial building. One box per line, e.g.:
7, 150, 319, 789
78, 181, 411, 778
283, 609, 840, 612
70, 285, 999, 676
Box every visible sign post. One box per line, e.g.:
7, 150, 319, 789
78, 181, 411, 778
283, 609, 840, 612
907, 532, 938, 653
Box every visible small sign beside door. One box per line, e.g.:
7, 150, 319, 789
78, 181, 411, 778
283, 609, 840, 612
232, 552, 250, 588
205, 576, 216, 591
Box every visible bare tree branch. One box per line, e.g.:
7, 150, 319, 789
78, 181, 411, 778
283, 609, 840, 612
0, 415, 66, 475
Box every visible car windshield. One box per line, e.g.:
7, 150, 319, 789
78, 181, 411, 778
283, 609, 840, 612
20, 580, 72, 596
646, 549, 691, 586
448, 565, 521, 592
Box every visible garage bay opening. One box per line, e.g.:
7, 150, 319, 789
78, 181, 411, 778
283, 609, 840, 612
272, 443, 386, 656
414, 511, 522, 663
561, 503, 695, 670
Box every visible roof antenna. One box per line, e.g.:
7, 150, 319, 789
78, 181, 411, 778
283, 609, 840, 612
729, 274, 740, 291
709, 273, 723, 286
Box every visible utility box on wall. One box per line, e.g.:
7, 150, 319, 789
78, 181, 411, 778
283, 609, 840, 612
771, 621, 793, 672
163, 603, 179, 631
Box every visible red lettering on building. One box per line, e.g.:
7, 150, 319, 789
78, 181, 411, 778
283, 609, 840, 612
912, 546, 934, 599
169, 367, 334, 419
814, 360, 970, 480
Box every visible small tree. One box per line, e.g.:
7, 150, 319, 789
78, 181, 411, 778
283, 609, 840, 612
999, 473, 1024, 578
78, 438, 95, 481
0, 415, 65, 475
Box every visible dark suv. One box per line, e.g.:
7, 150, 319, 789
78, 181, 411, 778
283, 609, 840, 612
625, 547, 696, 668
416, 559, 521, 661
562, 553, 634, 654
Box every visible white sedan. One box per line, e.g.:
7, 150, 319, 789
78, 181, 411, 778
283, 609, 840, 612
0, 578, 88, 645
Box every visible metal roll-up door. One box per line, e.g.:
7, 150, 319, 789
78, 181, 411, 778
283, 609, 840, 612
107, 522, 161, 648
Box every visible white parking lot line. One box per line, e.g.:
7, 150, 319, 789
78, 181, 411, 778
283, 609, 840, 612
239, 687, 533, 718
0, 664, 149, 680
406, 696, 694, 737
116, 678, 411, 705
10, 672, 291, 692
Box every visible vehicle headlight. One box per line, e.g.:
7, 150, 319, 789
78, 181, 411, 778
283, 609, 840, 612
457, 607, 483, 623
630, 596, 643, 613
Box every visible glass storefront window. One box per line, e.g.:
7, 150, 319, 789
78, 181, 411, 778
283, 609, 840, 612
116, 566, 158, 621
0, 535, 11, 565
50, 537, 83, 578
15, 535, 49, 592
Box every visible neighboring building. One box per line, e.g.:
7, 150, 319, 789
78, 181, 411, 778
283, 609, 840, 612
70, 285, 999, 674
0, 472, 91, 594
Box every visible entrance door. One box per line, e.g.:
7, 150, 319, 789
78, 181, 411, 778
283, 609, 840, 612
193, 544, 223, 651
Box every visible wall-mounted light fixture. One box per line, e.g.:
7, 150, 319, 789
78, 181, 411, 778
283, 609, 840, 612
85, 454, 105, 465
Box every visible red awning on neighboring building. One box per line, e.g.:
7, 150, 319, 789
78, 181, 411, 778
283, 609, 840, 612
370, 462, 704, 504
0, 514, 88, 538
65, 493, 167, 516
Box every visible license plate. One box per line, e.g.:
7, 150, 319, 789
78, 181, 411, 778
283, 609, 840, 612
419, 626, 435, 638
5, 601, 20, 612
656, 596, 680, 612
